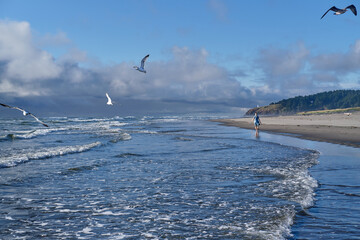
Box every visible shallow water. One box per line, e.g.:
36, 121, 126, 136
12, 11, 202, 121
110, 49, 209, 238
231, 127, 360, 239
0, 115, 323, 239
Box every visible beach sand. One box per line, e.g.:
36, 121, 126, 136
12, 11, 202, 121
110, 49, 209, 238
213, 112, 360, 148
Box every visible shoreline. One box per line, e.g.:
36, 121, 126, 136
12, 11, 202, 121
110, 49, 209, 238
212, 113, 360, 238
212, 112, 360, 148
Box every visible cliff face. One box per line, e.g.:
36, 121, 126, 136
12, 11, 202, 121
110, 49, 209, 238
245, 104, 284, 116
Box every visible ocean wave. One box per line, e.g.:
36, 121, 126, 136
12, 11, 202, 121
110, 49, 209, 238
109, 133, 132, 143
139, 117, 182, 125
109, 122, 128, 127
257, 167, 318, 209
219, 150, 319, 210
131, 130, 158, 134
114, 153, 144, 158
61, 163, 103, 175
67, 121, 127, 132
0, 120, 130, 141
255, 153, 319, 209
219, 204, 295, 240
0, 142, 101, 168
174, 136, 193, 141
0, 127, 68, 141
0, 134, 16, 141
68, 118, 110, 123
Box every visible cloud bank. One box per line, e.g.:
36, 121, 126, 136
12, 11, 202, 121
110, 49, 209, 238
0, 20, 359, 115
254, 41, 360, 97
0, 20, 61, 96
0, 20, 253, 112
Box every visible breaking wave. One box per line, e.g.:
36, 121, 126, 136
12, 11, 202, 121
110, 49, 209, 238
0, 142, 101, 168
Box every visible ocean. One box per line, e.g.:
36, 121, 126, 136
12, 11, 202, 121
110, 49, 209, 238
0, 115, 358, 239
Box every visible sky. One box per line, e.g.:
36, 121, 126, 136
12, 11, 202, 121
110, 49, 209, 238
0, 0, 360, 116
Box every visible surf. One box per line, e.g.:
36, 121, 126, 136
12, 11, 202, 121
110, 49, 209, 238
0, 141, 101, 168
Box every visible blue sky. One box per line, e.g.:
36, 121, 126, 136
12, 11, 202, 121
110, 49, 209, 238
0, 0, 359, 116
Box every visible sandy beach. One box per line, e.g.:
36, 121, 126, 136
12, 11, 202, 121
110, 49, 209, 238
213, 112, 360, 148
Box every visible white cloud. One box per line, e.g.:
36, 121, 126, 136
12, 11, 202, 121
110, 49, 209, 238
257, 42, 309, 78
0, 79, 50, 97
253, 42, 314, 98
311, 40, 360, 72
1, 19, 358, 112
58, 48, 88, 64
101, 46, 250, 103
252, 41, 359, 98
0, 20, 250, 105
0, 20, 61, 83
0, 21, 253, 109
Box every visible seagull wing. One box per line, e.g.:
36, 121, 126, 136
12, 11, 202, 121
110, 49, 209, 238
106, 93, 111, 101
1, 102, 48, 127
28, 113, 49, 127
0, 103, 26, 114
140, 54, 150, 68
12, 106, 27, 114
0, 103, 12, 108
106, 93, 113, 104
321, 6, 340, 19
346, 5, 357, 16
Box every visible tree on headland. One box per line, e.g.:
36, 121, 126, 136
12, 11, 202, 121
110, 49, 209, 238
246, 90, 360, 115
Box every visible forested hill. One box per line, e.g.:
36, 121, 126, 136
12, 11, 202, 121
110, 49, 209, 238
246, 90, 360, 115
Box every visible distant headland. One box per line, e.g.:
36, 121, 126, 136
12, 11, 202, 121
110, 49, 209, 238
246, 90, 360, 116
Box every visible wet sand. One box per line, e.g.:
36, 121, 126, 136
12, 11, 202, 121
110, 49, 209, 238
213, 112, 360, 148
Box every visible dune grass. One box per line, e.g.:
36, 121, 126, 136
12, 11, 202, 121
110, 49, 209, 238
298, 107, 360, 115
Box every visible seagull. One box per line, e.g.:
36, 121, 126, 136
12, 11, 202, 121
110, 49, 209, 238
133, 54, 149, 73
106, 93, 113, 105
0, 103, 49, 127
321, 5, 357, 19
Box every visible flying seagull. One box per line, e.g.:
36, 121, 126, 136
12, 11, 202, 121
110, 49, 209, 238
106, 93, 113, 105
321, 5, 357, 19
0, 103, 49, 127
133, 54, 149, 73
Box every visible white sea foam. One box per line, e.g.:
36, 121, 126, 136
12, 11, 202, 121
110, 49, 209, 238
58, 209, 82, 213
109, 133, 132, 143
218, 205, 295, 240
93, 207, 129, 216
0, 127, 69, 140
107, 232, 136, 239
142, 232, 159, 239
120, 132, 131, 141
94, 210, 128, 216
5, 215, 14, 220
110, 122, 128, 127
81, 227, 93, 234
69, 118, 109, 122
1, 117, 128, 142
95, 223, 104, 228
256, 165, 318, 209
66, 121, 127, 134
0, 142, 101, 168
134, 130, 158, 134
140, 116, 182, 125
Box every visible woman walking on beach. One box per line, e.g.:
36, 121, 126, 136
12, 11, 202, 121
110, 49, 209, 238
253, 112, 261, 131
